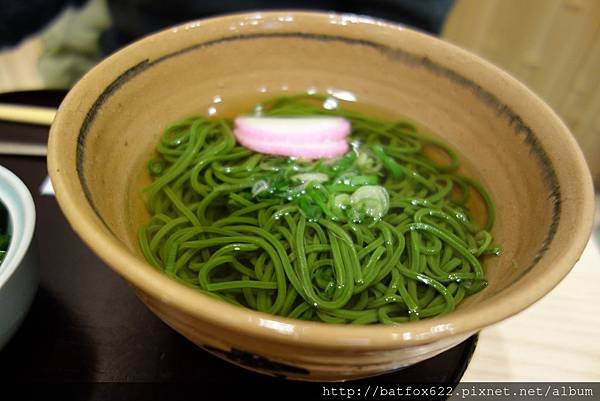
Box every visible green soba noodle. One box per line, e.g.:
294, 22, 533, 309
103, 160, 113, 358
139, 94, 499, 324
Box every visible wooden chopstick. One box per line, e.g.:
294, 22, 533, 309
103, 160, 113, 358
0, 141, 47, 156
0, 103, 55, 156
0, 103, 56, 126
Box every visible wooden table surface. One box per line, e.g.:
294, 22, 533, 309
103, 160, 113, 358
2, 36, 599, 383
463, 237, 600, 381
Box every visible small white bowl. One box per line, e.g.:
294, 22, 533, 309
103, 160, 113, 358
0, 165, 38, 349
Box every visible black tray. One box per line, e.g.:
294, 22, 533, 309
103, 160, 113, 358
0, 90, 477, 400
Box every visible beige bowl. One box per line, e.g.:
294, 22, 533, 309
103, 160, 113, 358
47, 11, 594, 381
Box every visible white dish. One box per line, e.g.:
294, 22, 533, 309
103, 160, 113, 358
0, 165, 38, 349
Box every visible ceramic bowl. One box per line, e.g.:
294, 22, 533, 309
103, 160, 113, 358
47, 11, 594, 381
0, 165, 37, 349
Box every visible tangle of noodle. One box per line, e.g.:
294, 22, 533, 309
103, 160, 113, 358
139, 95, 500, 324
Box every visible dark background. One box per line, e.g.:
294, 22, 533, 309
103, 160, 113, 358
1, 0, 454, 50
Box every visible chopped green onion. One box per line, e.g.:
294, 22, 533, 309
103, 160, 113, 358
291, 173, 329, 185
350, 185, 390, 221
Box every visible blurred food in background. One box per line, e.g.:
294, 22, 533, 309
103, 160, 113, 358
0, 0, 454, 91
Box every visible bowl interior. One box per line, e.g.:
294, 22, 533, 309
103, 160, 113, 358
48, 12, 593, 343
